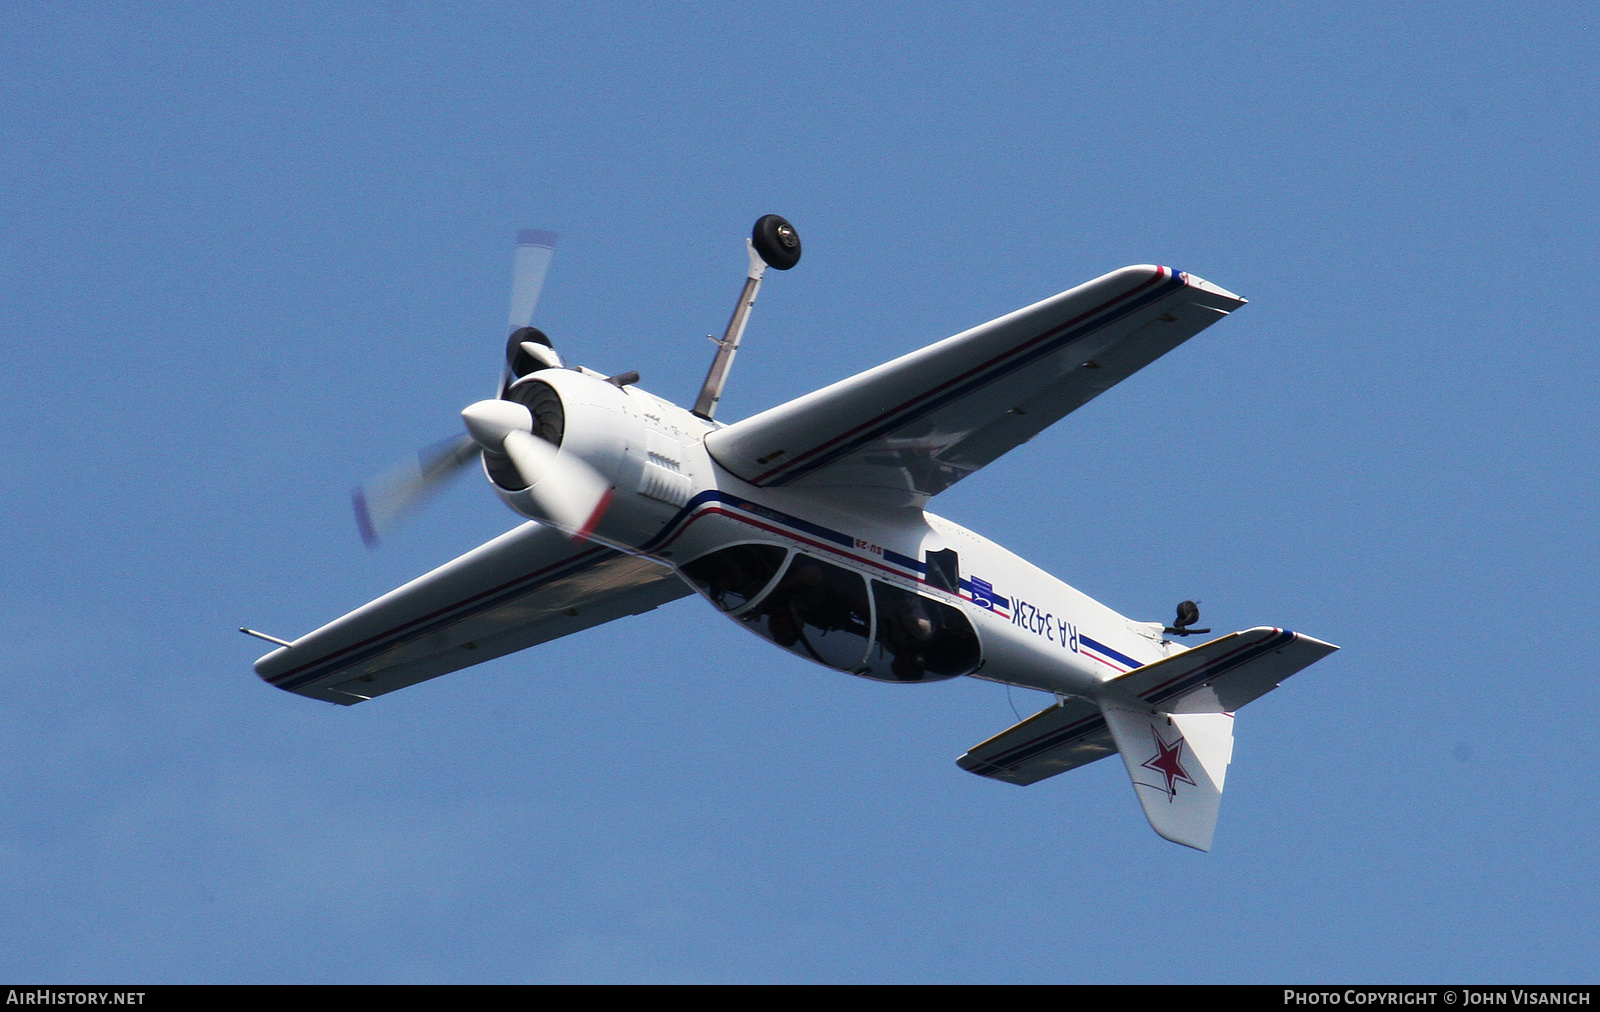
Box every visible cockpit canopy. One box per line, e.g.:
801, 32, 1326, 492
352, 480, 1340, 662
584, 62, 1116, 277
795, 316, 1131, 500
681, 544, 981, 682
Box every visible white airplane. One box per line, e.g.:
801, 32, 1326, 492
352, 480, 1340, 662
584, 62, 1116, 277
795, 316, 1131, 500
246, 216, 1337, 851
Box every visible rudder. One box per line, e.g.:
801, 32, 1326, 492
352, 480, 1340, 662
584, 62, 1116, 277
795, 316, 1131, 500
1101, 705, 1235, 852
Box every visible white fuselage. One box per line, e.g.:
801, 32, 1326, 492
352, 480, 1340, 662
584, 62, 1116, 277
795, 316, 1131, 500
487, 368, 1179, 697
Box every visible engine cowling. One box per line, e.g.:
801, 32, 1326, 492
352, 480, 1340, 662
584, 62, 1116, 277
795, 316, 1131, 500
488, 369, 704, 547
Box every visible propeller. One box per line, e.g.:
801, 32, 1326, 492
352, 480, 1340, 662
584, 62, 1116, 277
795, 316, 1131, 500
352, 434, 479, 548
500, 229, 563, 395
508, 230, 558, 332
353, 228, 589, 547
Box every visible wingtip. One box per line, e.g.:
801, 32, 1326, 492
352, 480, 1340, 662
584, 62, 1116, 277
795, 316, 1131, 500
1178, 271, 1246, 304
516, 228, 559, 249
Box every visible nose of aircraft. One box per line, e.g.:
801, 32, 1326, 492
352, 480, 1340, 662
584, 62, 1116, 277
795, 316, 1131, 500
461, 399, 534, 453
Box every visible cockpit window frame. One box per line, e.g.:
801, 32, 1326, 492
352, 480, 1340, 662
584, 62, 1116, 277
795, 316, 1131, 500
685, 544, 985, 682
859, 575, 983, 683
679, 542, 793, 615
736, 550, 875, 673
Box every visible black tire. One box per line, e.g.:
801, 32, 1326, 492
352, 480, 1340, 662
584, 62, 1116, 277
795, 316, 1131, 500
751, 214, 801, 270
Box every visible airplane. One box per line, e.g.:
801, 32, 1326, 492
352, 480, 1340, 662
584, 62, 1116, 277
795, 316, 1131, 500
245, 215, 1337, 851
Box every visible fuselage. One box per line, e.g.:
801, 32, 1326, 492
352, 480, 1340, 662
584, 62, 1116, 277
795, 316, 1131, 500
485, 367, 1180, 698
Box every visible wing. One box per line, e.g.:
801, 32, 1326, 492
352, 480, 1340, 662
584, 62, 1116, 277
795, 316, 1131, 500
254, 522, 692, 704
706, 265, 1245, 507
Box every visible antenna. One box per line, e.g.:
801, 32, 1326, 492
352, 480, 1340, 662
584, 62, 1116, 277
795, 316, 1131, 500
239, 627, 294, 648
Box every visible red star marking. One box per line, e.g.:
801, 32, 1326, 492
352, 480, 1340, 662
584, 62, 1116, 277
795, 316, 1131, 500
1142, 726, 1196, 798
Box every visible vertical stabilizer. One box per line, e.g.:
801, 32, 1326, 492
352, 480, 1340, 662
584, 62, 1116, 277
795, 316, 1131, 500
1102, 705, 1235, 851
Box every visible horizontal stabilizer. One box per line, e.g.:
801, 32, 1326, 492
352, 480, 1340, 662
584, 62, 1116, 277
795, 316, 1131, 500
1106, 627, 1338, 713
959, 627, 1335, 849
957, 695, 1116, 786
1103, 706, 1235, 852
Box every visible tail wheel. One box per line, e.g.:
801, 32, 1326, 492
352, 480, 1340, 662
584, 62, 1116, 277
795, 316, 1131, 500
751, 214, 801, 270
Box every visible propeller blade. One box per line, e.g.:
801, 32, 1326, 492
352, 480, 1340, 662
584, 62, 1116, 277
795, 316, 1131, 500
499, 229, 560, 396
507, 229, 559, 331
351, 434, 479, 547
502, 429, 614, 542
460, 399, 614, 543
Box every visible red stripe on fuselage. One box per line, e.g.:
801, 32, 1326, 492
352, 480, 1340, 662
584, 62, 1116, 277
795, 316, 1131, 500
660, 504, 966, 603
572, 487, 616, 543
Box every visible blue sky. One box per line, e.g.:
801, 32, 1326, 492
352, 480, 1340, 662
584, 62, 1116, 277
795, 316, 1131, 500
3, 3, 1597, 983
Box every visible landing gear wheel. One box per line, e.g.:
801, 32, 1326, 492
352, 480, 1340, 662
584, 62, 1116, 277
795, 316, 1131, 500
751, 214, 801, 270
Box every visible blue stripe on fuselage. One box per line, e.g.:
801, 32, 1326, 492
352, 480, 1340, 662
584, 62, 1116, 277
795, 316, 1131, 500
1079, 634, 1141, 671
